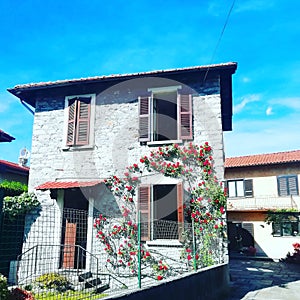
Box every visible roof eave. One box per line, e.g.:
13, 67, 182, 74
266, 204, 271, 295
7, 62, 237, 94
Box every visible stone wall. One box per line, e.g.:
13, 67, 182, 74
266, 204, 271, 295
108, 263, 229, 300
28, 77, 225, 190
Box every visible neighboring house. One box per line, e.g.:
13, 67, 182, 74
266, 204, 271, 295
0, 129, 15, 143
0, 160, 29, 185
225, 150, 300, 259
7, 62, 237, 287
0, 130, 28, 184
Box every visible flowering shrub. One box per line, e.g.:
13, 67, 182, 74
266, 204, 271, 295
94, 142, 227, 280
3, 192, 40, 219
0, 274, 9, 300
9, 287, 34, 300
283, 242, 300, 264
34, 272, 71, 292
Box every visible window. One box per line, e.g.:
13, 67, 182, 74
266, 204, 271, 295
272, 221, 299, 236
227, 179, 253, 198
277, 175, 299, 196
139, 87, 192, 143
65, 95, 95, 147
138, 183, 184, 241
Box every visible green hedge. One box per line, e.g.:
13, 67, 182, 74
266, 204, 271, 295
0, 180, 28, 197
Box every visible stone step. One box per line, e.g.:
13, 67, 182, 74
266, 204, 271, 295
96, 283, 110, 294
85, 277, 102, 289
78, 271, 92, 282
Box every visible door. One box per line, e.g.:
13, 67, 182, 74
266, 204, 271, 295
60, 189, 88, 269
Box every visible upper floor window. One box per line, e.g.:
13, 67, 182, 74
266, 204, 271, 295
227, 179, 253, 198
139, 86, 192, 143
277, 175, 299, 196
138, 183, 184, 241
65, 94, 95, 147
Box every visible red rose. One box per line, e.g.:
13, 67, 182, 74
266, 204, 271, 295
187, 255, 192, 260
157, 275, 163, 280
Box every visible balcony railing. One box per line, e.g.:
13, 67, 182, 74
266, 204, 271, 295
227, 195, 299, 211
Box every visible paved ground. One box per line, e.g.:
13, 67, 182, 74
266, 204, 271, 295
226, 257, 300, 300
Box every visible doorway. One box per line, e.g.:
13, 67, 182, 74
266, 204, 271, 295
60, 189, 88, 269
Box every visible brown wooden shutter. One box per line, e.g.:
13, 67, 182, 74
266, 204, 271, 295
138, 185, 151, 241
75, 97, 91, 145
139, 96, 151, 142
66, 99, 77, 146
177, 182, 184, 241
178, 94, 192, 140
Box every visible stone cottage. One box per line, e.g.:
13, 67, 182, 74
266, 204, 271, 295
8, 62, 237, 291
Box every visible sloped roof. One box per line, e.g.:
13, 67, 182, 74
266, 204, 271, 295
0, 159, 29, 172
0, 130, 15, 143
225, 150, 300, 168
8, 62, 237, 91
35, 180, 103, 190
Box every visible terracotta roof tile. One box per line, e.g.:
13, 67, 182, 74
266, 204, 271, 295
9, 62, 237, 91
0, 160, 29, 172
225, 150, 300, 168
35, 180, 103, 190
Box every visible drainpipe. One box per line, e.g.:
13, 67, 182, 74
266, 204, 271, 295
20, 99, 35, 115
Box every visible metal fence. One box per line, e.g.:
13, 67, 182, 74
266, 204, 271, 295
0, 205, 226, 299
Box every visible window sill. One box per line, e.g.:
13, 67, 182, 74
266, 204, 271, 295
62, 145, 94, 151
146, 239, 183, 248
147, 140, 183, 146
228, 196, 253, 199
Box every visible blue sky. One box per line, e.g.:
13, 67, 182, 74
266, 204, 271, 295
0, 0, 299, 163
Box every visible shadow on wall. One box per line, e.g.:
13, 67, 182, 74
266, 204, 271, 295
227, 222, 268, 257
93, 183, 122, 218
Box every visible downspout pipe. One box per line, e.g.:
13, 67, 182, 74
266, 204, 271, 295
20, 99, 35, 115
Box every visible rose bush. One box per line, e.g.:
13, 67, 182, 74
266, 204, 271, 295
94, 142, 227, 279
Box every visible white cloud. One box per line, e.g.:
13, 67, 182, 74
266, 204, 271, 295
266, 107, 273, 116
234, 94, 261, 114
224, 114, 300, 157
234, 1, 275, 13
0, 93, 14, 113
269, 97, 300, 110
242, 77, 251, 83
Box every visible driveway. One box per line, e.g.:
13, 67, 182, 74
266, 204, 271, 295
226, 258, 300, 300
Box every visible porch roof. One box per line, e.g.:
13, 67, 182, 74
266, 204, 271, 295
35, 180, 103, 190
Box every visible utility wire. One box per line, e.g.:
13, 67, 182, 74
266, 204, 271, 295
203, 0, 236, 83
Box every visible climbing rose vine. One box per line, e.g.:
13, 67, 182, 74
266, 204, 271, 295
94, 142, 227, 280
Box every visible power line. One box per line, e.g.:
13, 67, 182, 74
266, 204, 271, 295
203, 0, 236, 83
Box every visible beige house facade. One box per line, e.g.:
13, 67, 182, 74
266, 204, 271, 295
225, 150, 300, 259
